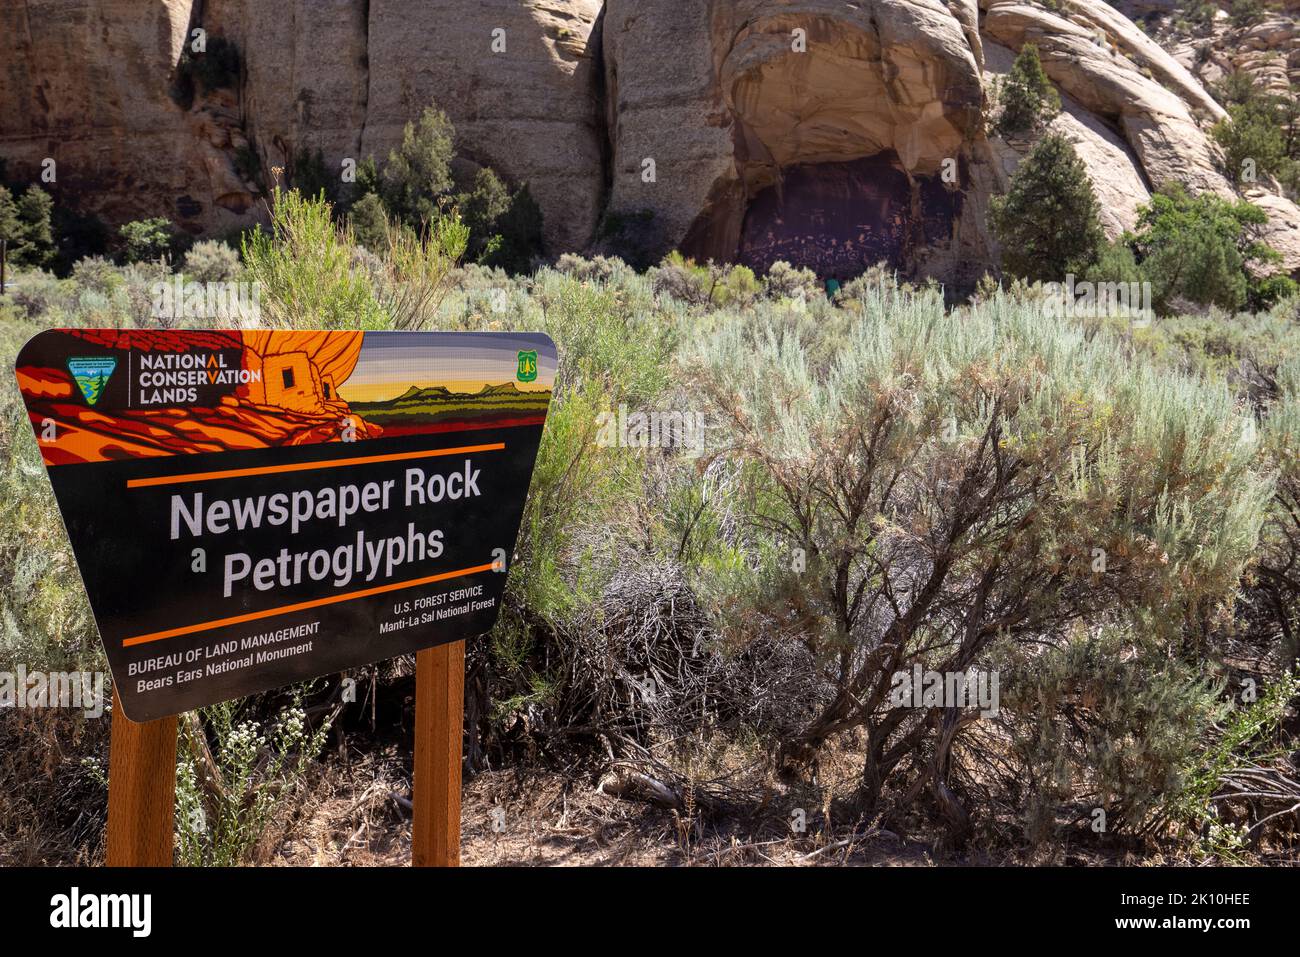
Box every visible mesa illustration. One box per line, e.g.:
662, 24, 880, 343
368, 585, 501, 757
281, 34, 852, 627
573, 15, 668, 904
16, 329, 552, 464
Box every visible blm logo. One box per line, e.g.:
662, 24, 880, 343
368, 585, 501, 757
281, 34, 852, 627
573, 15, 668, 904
67, 357, 117, 406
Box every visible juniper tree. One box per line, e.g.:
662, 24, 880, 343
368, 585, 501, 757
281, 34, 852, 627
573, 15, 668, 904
997, 43, 1061, 135
0, 185, 55, 269
380, 107, 456, 228
990, 132, 1105, 282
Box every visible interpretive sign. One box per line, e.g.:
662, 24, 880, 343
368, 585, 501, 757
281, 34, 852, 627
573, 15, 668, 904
16, 329, 554, 721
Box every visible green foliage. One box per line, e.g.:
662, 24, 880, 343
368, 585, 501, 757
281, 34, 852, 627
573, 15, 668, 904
997, 43, 1061, 135
686, 279, 1273, 797
118, 218, 174, 265
8, 162, 1300, 860
1166, 671, 1299, 860
1213, 97, 1290, 187
182, 239, 241, 283
380, 107, 456, 228
175, 687, 329, 866
990, 133, 1105, 281
1229, 0, 1267, 28
554, 253, 632, 284
1083, 239, 1144, 286
368, 214, 469, 331
474, 269, 678, 692
762, 260, 823, 301
333, 107, 544, 272
456, 167, 511, 261
650, 251, 761, 308
484, 183, 544, 274
1004, 626, 1226, 842
1127, 184, 1293, 313
289, 147, 337, 206
241, 187, 386, 329
348, 190, 390, 251
0, 314, 100, 674
1174, 0, 1221, 32
0, 185, 56, 269
1214, 71, 1260, 110
1260, 359, 1300, 670
1210, 75, 1300, 199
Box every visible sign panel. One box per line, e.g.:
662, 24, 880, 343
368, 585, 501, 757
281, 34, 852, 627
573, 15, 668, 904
15, 329, 555, 721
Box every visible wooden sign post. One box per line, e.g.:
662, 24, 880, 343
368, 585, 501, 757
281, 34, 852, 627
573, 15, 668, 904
106, 690, 177, 867
106, 657, 465, 867
412, 640, 465, 866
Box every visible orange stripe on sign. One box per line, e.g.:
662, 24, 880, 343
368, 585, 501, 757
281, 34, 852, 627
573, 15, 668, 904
122, 562, 499, 648
125, 443, 506, 488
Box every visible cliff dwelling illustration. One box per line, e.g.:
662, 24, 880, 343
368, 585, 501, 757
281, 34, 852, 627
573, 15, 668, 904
15, 330, 553, 466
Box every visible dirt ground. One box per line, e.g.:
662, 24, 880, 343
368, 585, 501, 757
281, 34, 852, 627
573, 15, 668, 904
266, 737, 1134, 867
274, 765, 936, 867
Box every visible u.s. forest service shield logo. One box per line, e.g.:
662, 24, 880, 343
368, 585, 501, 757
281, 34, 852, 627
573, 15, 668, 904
516, 350, 538, 383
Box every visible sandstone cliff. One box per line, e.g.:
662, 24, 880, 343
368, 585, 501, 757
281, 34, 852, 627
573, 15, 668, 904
1, 0, 1297, 281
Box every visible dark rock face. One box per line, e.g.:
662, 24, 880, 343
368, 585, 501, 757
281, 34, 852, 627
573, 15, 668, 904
737, 154, 961, 279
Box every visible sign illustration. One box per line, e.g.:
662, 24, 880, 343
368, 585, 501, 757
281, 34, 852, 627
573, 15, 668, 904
16, 329, 555, 721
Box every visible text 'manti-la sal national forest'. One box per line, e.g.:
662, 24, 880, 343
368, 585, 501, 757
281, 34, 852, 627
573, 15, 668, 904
15, 328, 555, 721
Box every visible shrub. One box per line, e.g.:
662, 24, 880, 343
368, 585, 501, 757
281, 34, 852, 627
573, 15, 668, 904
182, 239, 241, 283
348, 191, 390, 251
1083, 239, 1144, 287
1210, 76, 1300, 199
650, 252, 760, 308
380, 107, 456, 228
69, 255, 122, 297
686, 283, 1272, 823
483, 183, 545, 274
118, 218, 175, 265
240, 187, 386, 329
175, 687, 329, 866
997, 43, 1061, 135
1003, 626, 1225, 842
119, 260, 170, 328
0, 312, 100, 672
369, 215, 469, 331
1128, 184, 1294, 313
1213, 97, 1290, 187
456, 167, 511, 262
554, 253, 628, 283
763, 260, 821, 301
1259, 358, 1300, 670
990, 133, 1105, 282
1229, 0, 1267, 28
